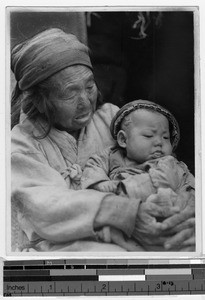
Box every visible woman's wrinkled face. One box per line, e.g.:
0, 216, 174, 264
48, 65, 98, 133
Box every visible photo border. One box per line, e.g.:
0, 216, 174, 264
4, 4, 202, 259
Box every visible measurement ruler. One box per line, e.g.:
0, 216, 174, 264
3, 259, 205, 296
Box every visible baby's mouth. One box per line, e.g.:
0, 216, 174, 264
151, 151, 163, 158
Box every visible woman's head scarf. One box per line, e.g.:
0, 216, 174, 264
110, 99, 180, 151
11, 28, 93, 92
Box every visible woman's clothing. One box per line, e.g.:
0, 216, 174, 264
11, 103, 141, 252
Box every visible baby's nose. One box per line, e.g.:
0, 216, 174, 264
154, 136, 163, 145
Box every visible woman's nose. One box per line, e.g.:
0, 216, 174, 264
77, 90, 90, 108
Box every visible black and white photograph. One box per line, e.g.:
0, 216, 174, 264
8, 7, 200, 254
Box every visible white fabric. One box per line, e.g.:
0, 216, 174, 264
11, 103, 140, 252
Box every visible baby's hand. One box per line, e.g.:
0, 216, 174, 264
93, 181, 117, 193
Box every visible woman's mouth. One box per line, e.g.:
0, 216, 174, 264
75, 111, 92, 122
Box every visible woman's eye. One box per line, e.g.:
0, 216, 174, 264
163, 136, 170, 140
87, 87, 93, 91
63, 96, 75, 102
68, 93, 76, 98
86, 84, 95, 91
62, 92, 77, 100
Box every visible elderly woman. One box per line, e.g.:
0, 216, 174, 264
11, 28, 195, 252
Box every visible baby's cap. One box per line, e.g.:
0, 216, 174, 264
110, 99, 180, 151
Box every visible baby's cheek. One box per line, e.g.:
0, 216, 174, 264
167, 144, 173, 155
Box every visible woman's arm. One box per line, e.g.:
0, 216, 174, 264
12, 151, 139, 245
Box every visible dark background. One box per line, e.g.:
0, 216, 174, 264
10, 10, 195, 174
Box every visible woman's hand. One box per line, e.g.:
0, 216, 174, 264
132, 190, 195, 251
163, 227, 195, 251
132, 194, 180, 249
160, 189, 195, 250
161, 207, 195, 250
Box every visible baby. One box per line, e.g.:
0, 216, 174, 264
82, 100, 195, 251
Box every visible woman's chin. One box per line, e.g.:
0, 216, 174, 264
71, 112, 93, 130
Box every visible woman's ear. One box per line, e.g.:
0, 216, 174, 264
117, 130, 127, 148
32, 99, 45, 113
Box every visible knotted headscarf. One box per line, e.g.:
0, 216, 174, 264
110, 99, 180, 151
11, 28, 93, 92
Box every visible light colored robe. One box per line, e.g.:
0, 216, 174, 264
11, 103, 141, 252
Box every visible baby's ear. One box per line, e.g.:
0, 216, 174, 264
117, 130, 127, 148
